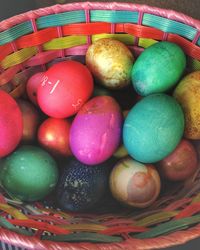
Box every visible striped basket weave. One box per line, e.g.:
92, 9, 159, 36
0, 2, 200, 249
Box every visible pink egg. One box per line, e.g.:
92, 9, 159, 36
26, 72, 45, 105
70, 96, 123, 165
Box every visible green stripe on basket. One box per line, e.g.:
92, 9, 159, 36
42, 232, 123, 243
135, 214, 200, 239
90, 10, 139, 23
36, 10, 86, 29
143, 14, 197, 41
0, 21, 33, 46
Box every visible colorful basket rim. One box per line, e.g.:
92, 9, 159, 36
0, 2, 200, 250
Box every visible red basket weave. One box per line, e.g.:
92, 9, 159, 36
0, 2, 200, 249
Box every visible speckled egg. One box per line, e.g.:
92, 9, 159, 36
132, 41, 186, 96
173, 71, 200, 139
123, 94, 185, 163
56, 158, 111, 212
86, 38, 134, 89
70, 96, 123, 165
110, 157, 161, 208
0, 145, 59, 202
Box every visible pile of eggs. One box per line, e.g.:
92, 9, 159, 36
0, 37, 199, 212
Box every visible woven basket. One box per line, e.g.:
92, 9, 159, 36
0, 2, 200, 249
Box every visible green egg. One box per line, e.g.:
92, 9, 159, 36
0, 145, 59, 202
131, 41, 186, 96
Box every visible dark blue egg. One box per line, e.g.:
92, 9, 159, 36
56, 158, 112, 212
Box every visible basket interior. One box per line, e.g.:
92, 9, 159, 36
0, 2, 200, 250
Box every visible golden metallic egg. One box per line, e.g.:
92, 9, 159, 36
86, 38, 134, 89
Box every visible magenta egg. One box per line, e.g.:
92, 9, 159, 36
70, 96, 123, 165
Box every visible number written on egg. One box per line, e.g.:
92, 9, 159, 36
41, 75, 60, 94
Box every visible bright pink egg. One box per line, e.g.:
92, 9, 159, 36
157, 139, 198, 181
37, 61, 94, 118
70, 96, 123, 165
0, 91, 23, 157
26, 72, 45, 106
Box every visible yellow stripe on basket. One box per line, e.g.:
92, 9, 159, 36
0, 203, 28, 220
1, 47, 37, 70
43, 35, 87, 50
139, 38, 158, 48
92, 33, 135, 45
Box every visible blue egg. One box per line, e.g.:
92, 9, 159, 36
56, 158, 111, 212
123, 94, 185, 163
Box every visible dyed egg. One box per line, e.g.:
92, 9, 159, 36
123, 94, 185, 163
70, 96, 123, 165
38, 118, 71, 157
86, 38, 134, 89
132, 41, 186, 96
37, 61, 94, 118
0, 145, 58, 202
0, 91, 23, 158
173, 71, 200, 139
157, 139, 198, 181
26, 72, 44, 105
56, 158, 110, 211
110, 157, 161, 208
17, 99, 40, 142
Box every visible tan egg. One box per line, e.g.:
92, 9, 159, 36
173, 71, 200, 139
109, 157, 161, 208
86, 38, 134, 89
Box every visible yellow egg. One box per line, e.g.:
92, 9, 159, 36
173, 71, 200, 139
86, 38, 134, 89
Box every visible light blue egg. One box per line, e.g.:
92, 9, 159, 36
123, 94, 185, 163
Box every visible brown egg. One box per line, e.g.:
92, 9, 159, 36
17, 99, 40, 142
110, 157, 161, 208
86, 38, 134, 89
157, 139, 198, 181
173, 71, 200, 139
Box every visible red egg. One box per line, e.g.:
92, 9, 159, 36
37, 61, 94, 118
157, 139, 198, 181
38, 118, 71, 157
0, 91, 23, 157
17, 99, 40, 142
26, 72, 45, 106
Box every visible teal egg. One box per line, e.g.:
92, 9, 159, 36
131, 41, 186, 96
123, 94, 185, 163
0, 145, 59, 202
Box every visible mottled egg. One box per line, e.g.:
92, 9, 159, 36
0, 91, 23, 158
56, 158, 111, 212
123, 94, 185, 163
0, 145, 59, 202
157, 139, 198, 181
173, 71, 200, 139
132, 41, 186, 96
86, 38, 134, 89
70, 96, 123, 165
110, 157, 161, 208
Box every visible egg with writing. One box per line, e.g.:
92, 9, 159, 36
123, 94, 185, 163
56, 158, 111, 212
173, 71, 200, 139
132, 41, 186, 96
37, 61, 94, 118
110, 157, 161, 208
70, 96, 123, 165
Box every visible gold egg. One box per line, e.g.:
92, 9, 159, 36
86, 38, 134, 89
173, 71, 200, 139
